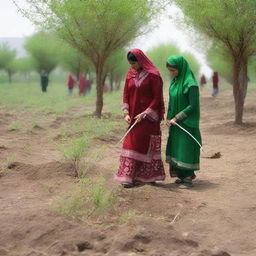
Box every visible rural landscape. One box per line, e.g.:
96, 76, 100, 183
0, 0, 256, 255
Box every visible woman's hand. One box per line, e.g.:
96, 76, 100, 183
124, 114, 131, 124
166, 118, 177, 127
135, 112, 146, 123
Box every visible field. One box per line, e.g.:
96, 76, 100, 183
0, 81, 256, 256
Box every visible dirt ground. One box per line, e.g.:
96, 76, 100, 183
0, 86, 256, 256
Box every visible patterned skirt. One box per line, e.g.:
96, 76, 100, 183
115, 134, 165, 184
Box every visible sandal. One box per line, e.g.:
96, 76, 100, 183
179, 182, 193, 189
175, 179, 183, 184
122, 183, 134, 188
179, 177, 193, 189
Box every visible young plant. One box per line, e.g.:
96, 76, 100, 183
9, 122, 21, 131
57, 136, 90, 176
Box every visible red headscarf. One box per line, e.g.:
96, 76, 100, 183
126, 48, 165, 120
126, 49, 160, 79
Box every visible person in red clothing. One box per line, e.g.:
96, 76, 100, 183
78, 74, 87, 96
67, 74, 76, 95
212, 71, 219, 97
115, 49, 165, 188
200, 74, 207, 88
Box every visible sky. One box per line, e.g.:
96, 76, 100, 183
0, 0, 211, 76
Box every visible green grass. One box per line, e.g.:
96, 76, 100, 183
57, 114, 121, 177
9, 122, 22, 131
53, 176, 116, 221
0, 82, 96, 115
0, 155, 16, 173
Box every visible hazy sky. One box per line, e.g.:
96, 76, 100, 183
0, 0, 211, 75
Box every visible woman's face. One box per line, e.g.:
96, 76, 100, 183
129, 60, 142, 71
167, 67, 179, 78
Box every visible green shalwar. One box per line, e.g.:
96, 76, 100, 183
166, 56, 202, 179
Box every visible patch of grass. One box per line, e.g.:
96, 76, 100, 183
118, 209, 137, 225
53, 176, 116, 222
57, 136, 90, 176
57, 115, 122, 177
23, 144, 31, 151
0, 155, 16, 174
9, 122, 21, 131
79, 146, 106, 177
59, 125, 68, 138
0, 82, 96, 114
31, 120, 39, 128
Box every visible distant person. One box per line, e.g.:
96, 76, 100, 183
86, 78, 93, 94
67, 74, 76, 95
211, 71, 219, 97
166, 55, 202, 189
103, 84, 109, 93
40, 70, 49, 92
114, 49, 165, 188
78, 74, 87, 96
200, 74, 207, 88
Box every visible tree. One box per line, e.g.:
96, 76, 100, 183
206, 44, 233, 83
25, 32, 60, 76
0, 43, 16, 83
60, 44, 91, 80
105, 49, 128, 92
182, 52, 200, 76
147, 43, 200, 80
5, 59, 19, 83
15, 0, 163, 117
173, 0, 256, 124
15, 57, 34, 81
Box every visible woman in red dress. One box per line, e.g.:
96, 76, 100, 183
79, 74, 87, 96
115, 49, 165, 188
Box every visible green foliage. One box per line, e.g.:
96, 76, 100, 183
0, 43, 16, 70
25, 32, 60, 74
207, 44, 256, 83
172, 0, 256, 123
147, 43, 180, 79
0, 155, 16, 174
182, 52, 200, 76
59, 43, 91, 78
147, 43, 200, 80
9, 122, 22, 131
58, 136, 90, 176
206, 44, 232, 82
174, 0, 256, 56
90, 176, 113, 212
15, 57, 34, 77
0, 42, 17, 82
248, 56, 256, 82
53, 176, 115, 221
18, 0, 165, 116
57, 115, 119, 177
0, 82, 94, 114
118, 209, 137, 225
106, 48, 129, 91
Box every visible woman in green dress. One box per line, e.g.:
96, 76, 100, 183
166, 56, 202, 188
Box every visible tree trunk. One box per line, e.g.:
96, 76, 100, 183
8, 72, 12, 83
232, 56, 248, 125
94, 62, 105, 118
110, 72, 114, 92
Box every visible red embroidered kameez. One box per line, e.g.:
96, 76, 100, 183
115, 49, 165, 184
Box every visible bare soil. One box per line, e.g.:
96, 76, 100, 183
0, 87, 256, 256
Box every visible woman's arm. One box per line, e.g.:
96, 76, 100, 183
143, 75, 163, 121
175, 86, 199, 121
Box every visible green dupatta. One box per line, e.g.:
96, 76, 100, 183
166, 55, 200, 128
